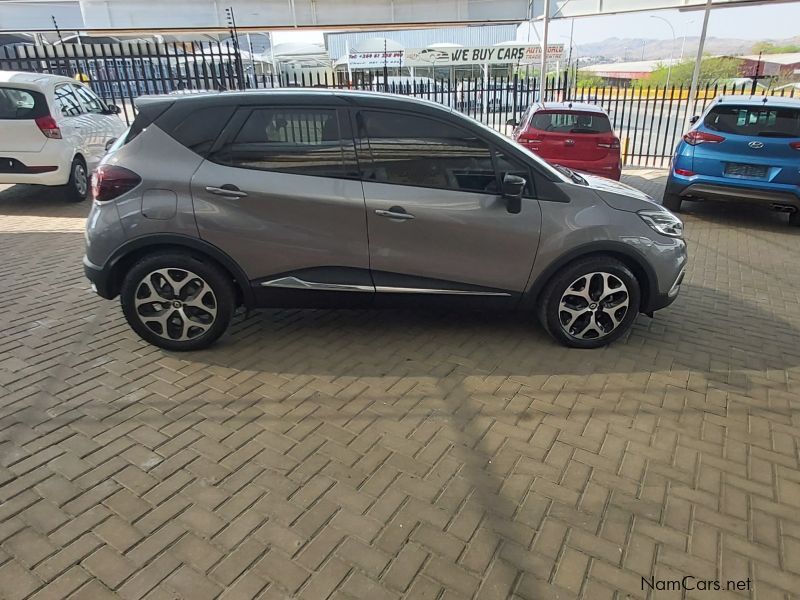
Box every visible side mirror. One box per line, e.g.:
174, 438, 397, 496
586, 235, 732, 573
502, 173, 526, 214
506, 118, 518, 127
689, 115, 699, 124
106, 104, 121, 115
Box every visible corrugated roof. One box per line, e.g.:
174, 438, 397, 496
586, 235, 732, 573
580, 59, 681, 74
739, 53, 800, 65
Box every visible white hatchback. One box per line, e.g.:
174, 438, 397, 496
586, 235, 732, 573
0, 71, 127, 201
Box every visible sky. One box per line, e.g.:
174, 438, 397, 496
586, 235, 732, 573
272, 2, 800, 47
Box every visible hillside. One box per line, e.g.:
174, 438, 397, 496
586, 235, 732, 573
576, 35, 800, 63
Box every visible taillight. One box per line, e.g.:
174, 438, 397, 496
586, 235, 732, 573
790, 142, 800, 151
683, 130, 725, 145
598, 138, 621, 149
674, 168, 696, 177
91, 165, 141, 202
35, 115, 61, 139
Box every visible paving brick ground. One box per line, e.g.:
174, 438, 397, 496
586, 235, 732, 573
1, 169, 799, 600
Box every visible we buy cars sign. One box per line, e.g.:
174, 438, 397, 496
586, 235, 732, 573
404, 44, 564, 66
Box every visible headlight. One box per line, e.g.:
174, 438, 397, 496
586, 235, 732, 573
638, 209, 683, 238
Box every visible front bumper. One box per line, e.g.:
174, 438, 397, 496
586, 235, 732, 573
646, 268, 685, 313
83, 255, 116, 299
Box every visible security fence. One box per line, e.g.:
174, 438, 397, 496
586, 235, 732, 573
2, 41, 797, 168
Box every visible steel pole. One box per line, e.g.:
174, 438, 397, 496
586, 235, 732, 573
688, 0, 712, 117
539, 0, 550, 101
650, 16, 676, 92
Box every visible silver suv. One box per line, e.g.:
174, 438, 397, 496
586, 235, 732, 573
83, 90, 687, 350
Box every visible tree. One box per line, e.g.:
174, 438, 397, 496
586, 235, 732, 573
752, 41, 800, 54
633, 57, 741, 88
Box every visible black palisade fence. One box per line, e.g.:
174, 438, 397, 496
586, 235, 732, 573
2, 41, 795, 167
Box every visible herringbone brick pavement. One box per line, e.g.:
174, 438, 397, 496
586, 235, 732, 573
0, 171, 798, 599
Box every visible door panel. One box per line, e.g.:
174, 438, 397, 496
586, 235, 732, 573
190, 105, 370, 296
192, 162, 369, 283
72, 84, 126, 168
364, 182, 541, 293
356, 109, 542, 295
52, 84, 86, 160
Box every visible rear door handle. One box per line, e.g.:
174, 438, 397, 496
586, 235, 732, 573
375, 208, 414, 220
205, 185, 248, 198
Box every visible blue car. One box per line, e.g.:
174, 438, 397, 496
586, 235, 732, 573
664, 95, 800, 225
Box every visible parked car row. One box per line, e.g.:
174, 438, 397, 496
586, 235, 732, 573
0, 71, 126, 201
664, 95, 800, 226
4, 69, 798, 354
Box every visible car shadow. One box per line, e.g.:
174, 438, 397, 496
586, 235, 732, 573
0, 184, 87, 218
179, 281, 800, 379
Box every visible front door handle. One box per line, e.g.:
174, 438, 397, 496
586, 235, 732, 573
375, 208, 414, 220
205, 185, 248, 198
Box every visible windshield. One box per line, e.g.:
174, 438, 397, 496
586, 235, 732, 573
704, 105, 800, 138
530, 111, 612, 134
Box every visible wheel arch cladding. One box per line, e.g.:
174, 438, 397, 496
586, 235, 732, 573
105, 234, 254, 307
528, 243, 655, 312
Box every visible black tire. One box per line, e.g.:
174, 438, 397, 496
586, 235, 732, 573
662, 192, 682, 213
63, 156, 89, 202
537, 256, 641, 349
789, 211, 800, 227
120, 253, 235, 351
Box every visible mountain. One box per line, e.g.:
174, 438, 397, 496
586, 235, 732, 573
575, 35, 800, 63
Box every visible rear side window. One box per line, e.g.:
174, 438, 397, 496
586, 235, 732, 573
54, 84, 82, 117
358, 110, 496, 193
530, 111, 611, 134
0, 87, 47, 120
704, 105, 800, 138
165, 105, 235, 156
213, 107, 351, 178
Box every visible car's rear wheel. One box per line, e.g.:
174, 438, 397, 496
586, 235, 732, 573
662, 192, 682, 212
789, 211, 800, 227
538, 257, 641, 349
120, 253, 235, 351
63, 156, 89, 202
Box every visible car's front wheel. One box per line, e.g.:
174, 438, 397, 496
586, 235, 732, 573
538, 257, 641, 349
789, 211, 800, 227
120, 253, 235, 351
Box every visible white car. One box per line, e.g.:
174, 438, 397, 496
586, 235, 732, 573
0, 71, 126, 201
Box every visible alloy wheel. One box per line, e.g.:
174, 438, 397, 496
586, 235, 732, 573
74, 163, 88, 197
558, 271, 630, 340
134, 268, 217, 341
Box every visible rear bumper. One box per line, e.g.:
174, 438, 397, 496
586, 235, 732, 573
517, 147, 621, 180
83, 255, 115, 299
0, 146, 71, 186
0, 167, 68, 186
667, 174, 800, 208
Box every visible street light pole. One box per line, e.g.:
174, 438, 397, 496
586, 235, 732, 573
688, 0, 712, 118
540, 0, 550, 100
650, 15, 676, 91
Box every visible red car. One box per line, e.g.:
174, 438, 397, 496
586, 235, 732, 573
511, 102, 622, 180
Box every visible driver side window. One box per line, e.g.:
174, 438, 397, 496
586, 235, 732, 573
358, 110, 496, 194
